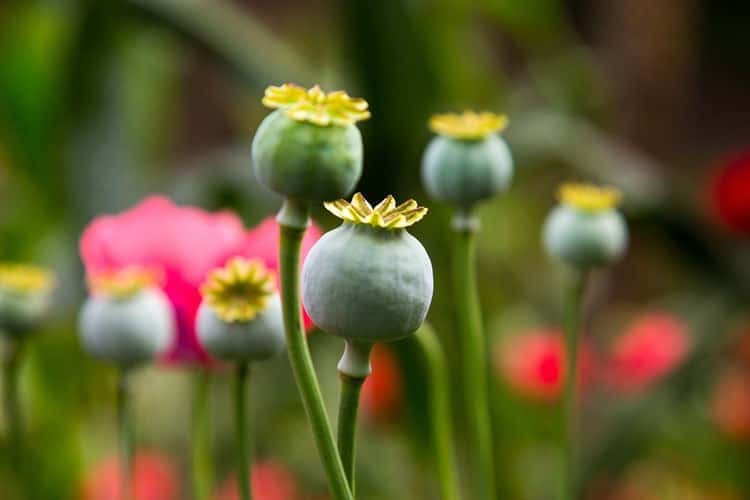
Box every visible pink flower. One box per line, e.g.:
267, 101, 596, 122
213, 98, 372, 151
495, 329, 595, 402
709, 149, 750, 234
361, 344, 403, 424
214, 460, 299, 500
605, 313, 690, 393
80, 196, 320, 365
80, 451, 178, 500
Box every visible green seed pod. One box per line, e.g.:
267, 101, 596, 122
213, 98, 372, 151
252, 84, 370, 203
79, 282, 173, 368
0, 263, 55, 337
302, 194, 433, 344
196, 258, 285, 362
543, 183, 628, 269
421, 111, 513, 209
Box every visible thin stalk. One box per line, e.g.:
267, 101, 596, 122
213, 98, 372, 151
415, 324, 463, 500
192, 371, 213, 500
452, 221, 496, 500
562, 271, 586, 500
4, 340, 24, 491
278, 200, 353, 500
337, 373, 365, 493
117, 368, 134, 500
234, 362, 252, 500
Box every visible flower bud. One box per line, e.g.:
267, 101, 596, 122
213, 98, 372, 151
252, 84, 369, 203
79, 268, 173, 367
422, 111, 513, 209
302, 193, 433, 343
196, 258, 284, 362
543, 183, 628, 269
0, 263, 55, 336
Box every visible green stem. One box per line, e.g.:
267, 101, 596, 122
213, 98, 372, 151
452, 216, 496, 500
4, 340, 24, 492
235, 363, 252, 500
337, 373, 365, 493
192, 371, 213, 500
278, 200, 353, 500
117, 368, 134, 500
562, 271, 586, 500
415, 324, 463, 500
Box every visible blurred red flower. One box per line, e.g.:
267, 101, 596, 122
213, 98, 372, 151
80, 196, 320, 365
361, 344, 403, 423
494, 329, 595, 402
710, 149, 750, 234
605, 313, 690, 393
80, 451, 178, 500
712, 368, 750, 440
214, 460, 299, 500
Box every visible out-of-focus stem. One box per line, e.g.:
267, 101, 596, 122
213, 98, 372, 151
415, 324, 463, 500
337, 373, 365, 492
192, 371, 213, 500
278, 198, 353, 500
4, 340, 24, 493
452, 212, 496, 500
117, 368, 134, 500
234, 362, 252, 500
562, 271, 586, 500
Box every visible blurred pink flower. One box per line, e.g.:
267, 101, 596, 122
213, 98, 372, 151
712, 368, 750, 441
710, 149, 750, 234
80, 196, 320, 364
605, 313, 690, 393
214, 460, 299, 500
494, 329, 595, 402
80, 451, 178, 500
361, 344, 403, 424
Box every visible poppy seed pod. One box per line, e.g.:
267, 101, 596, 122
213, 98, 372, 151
302, 194, 433, 344
0, 263, 55, 337
196, 258, 285, 362
543, 183, 628, 269
252, 84, 370, 203
422, 111, 513, 209
79, 269, 173, 367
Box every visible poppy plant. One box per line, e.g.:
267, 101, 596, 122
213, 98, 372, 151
214, 460, 300, 500
80, 451, 179, 500
710, 149, 750, 234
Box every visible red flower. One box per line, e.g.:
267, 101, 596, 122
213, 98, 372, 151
712, 368, 750, 441
494, 329, 595, 402
80, 451, 178, 500
214, 460, 299, 500
361, 344, 403, 423
80, 196, 320, 365
605, 313, 690, 393
710, 149, 750, 234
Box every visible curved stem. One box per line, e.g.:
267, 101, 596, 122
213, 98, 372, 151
452, 219, 496, 500
192, 371, 213, 500
278, 203, 353, 500
562, 271, 587, 500
337, 373, 365, 492
234, 363, 252, 500
415, 324, 463, 500
117, 368, 134, 500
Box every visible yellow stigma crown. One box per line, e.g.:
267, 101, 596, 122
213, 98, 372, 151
262, 83, 371, 127
0, 263, 55, 294
325, 193, 428, 229
429, 111, 508, 140
88, 267, 160, 299
559, 183, 622, 212
201, 258, 276, 323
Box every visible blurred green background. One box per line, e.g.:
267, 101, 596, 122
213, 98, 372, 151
1, 0, 750, 499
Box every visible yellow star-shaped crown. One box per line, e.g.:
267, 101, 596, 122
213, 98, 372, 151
88, 267, 160, 299
262, 83, 371, 127
559, 183, 622, 213
201, 258, 276, 322
0, 263, 55, 294
429, 111, 508, 140
325, 193, 428, 229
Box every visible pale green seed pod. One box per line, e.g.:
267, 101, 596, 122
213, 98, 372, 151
196, 258, 285, 362
252, 84, 370, 203
302, 194, 433, 344
543, 183, 628, 270
79, 287, 173, 367
421, 111, 513, 209
0, 263, 55, 337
